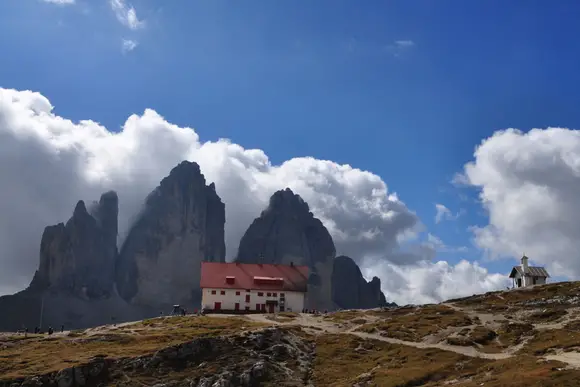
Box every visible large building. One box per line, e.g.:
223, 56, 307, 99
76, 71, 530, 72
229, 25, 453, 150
200, 262, 309, 313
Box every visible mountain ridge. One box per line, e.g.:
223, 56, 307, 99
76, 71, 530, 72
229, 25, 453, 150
0, 161, 393, 331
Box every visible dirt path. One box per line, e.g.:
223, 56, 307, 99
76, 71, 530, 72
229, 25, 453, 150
244, 313, 511, 360
350, 331, 511, 360
545, 351, 580, 368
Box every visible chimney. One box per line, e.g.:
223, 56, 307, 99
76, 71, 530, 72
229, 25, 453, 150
521, 254, 529, 274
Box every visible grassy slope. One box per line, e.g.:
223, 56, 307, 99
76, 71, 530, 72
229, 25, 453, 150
4, 282, 580, 385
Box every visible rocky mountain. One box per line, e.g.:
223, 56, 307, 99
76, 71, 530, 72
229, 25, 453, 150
116, 161, 226, 309
28, 191, 119, 298
332, 255, 389, 309
0, 191, 145, 331
236, 188, 388, 310
0, 161, 390, 332
236, 188, 336, 310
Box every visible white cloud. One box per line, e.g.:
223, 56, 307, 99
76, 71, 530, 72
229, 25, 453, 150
435, 203, 463, 223
121, 38, 138, 53
460, 127, 580, 278
110, 0, 144, 30
0, 87, 505, 304
363, 259, 509, 305
426, 233, 468, 254
41, 0, 75, 4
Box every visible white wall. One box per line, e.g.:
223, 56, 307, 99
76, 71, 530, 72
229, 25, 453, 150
201, 288, 305, 313
512, 272, 547, 288
532, 276, 547, 286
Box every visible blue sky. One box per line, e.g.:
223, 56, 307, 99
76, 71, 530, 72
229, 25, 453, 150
2, 0, 580, 287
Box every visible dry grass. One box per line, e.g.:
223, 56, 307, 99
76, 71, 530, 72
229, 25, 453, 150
0, 316, 267, 379
451, 282, 580, 311
266, 312, 298, 323
447, 326, 499, 351
323, 310, 364, 322
312, 333, 488, 386
524, 329, 580, 355
312, 334, 580, 386
526, 309, 568, 323
496, 322, 536, 347
462, 355, 580, 387
445, 323, 537, 354
355, 305, 474, 342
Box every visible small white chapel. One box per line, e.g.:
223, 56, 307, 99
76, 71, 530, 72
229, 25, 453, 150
508, 254, 550, 288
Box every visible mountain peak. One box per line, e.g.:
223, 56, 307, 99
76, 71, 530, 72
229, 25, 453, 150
266, 188, 310, 216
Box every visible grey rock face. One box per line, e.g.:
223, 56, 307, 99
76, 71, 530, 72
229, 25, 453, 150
331, 255, 389, 309
30, 191, 119, 299
236, 188, 336, 310
116, 161, 226, 309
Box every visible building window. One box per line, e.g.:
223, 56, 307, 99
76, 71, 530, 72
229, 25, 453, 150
235, 291, 241, 296
280, 293, 285, 298
211, 290, 216, 295
273, 293, 277, 297
258, 292, 264, 297
220, 290, 226, 295
267, 292, 271, 297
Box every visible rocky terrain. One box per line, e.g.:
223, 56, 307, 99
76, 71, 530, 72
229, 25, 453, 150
0, 160, 390, 332
3, 281, 580, 386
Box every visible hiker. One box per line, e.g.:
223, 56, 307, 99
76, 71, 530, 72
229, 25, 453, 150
48, 326, 53, 335
34, 326, 38, 334
61, 325, 64, 333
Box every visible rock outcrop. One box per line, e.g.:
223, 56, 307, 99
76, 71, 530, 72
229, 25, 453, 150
0, 327, 313, 387
236, 188, 336, 310
331, 255, 389, 309
29, 191, 119, 299
116, 161, 226, 310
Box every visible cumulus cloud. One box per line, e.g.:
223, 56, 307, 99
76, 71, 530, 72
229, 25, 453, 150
363, 259, 509, 305
41, 0, 75, 4
110, 0, 144, 30
426, 234, 468, 254
459, 127, 580, 279
0, 87, 506, 303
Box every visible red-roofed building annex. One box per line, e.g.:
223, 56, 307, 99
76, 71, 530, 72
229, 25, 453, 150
200, 262, 309, 313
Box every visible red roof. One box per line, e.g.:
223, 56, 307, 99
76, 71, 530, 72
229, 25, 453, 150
200, 262, 309, 292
